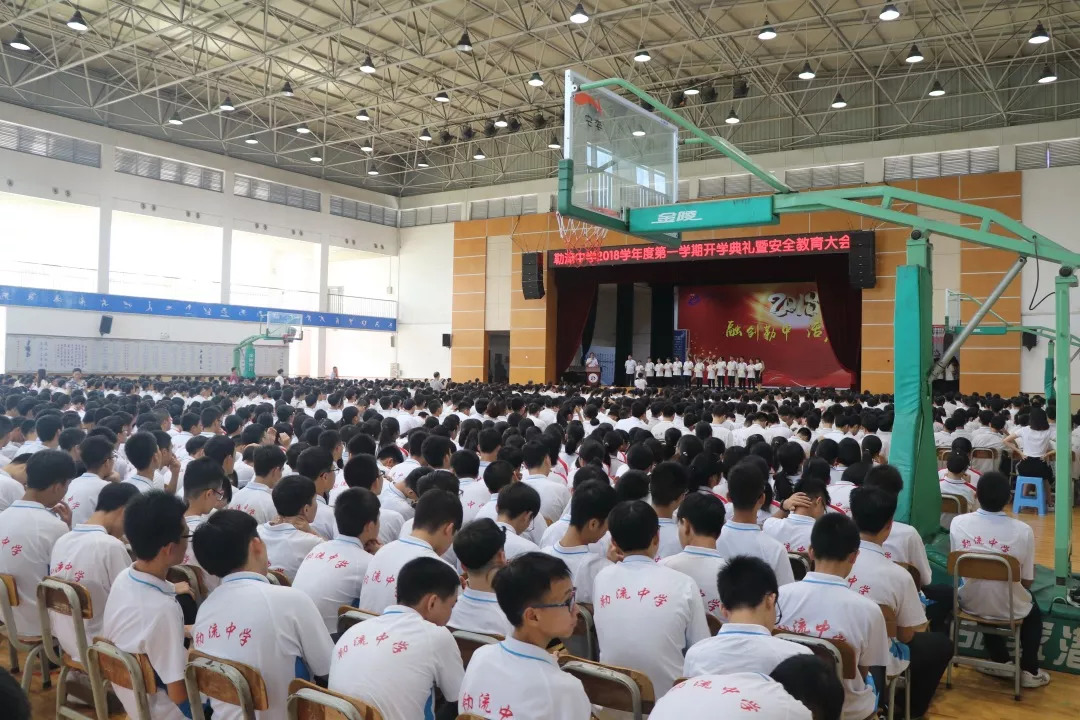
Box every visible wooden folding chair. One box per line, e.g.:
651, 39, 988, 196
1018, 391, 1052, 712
566, 601, 596, 661
0, 572, 50, 692
86, 638, 156, 720
788, 552, 811, 581
37, 577, 110, 720
879, 605, 911, 720
185, 650, 269, 720
941, 493, 969, 516
286, 678, 384, 720
706, 613, 723, 635
946, 551, 1024, 700
936, 448, 951, 468
266, 569, 291, 586
773, 631, 857, 681
894, 562, 923, 591
167, 565, 208, 606
558, 655, 655, 720
971, 448, 1000, 475
337, 605, 380, 635
450, 629, 501, 668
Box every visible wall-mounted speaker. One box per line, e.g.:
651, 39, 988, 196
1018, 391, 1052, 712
848, 234, 877, 289
442, 333, 452, 348
1022, 331, 1038, 350
521, 251, 545, 300
99, 315, 113, 335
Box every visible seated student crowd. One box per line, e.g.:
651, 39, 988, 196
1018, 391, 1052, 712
0, 375, 1062, 720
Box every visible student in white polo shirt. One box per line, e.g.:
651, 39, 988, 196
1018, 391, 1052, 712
122, 431, 169, 494
717, 462, 796, 585
492, 483, 543, 560
63, 436, 115, 526
257, 475, 324, 581
333, 454, 404, 544
939, 450, 978, 528
650, 461, 689, 559
180, 457, 230, 599
539, 465, 609, 549
453, 450, 488, 523
950, 471, 1049, 688
191, 509, 332, 720
0, 449, 76, 638
520, 441, 570, 524
359, 489, 462, 613
684, 556, 811, 677
291, 447, 336, 541
848, 487, 952, 717
387, 432, 425, 483
102, 490, 192, 719
763, 477, 829, 555
661, 490, 729, 620
228, 445, 285, 524
654, 656, 845, 720
475, 461, 548, 546
449, 518, 513, 637
331, 556, 464, 719
460, 552, 591, 719
293, 488, 380, 635
593, 500, 711, 694
863, 466, 933, 590
776, 513, 889, 720
544, 480, 615, 601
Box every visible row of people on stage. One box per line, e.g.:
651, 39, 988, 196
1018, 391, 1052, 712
626, 356, 765, 388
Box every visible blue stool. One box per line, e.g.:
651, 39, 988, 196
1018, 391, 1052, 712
1013, 475, 1047, 515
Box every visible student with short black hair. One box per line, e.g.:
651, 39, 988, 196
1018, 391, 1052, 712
331, 556, 465, 719
122, 431, 162, 493
295, 446, 338, 539
293, 487, 381, 634
459, 552, 591, 719
358, 489, 462, 613
650, 460, 690, 558
763, 477, 830, 556
102, 490, 191, 718
179, 457, 229, 593
777, 513, 889, 720
661, 490, 728, 620
863, 464, 932, 589
334, 453, 404, 544
449, 518, 513, 636
475, 460, 548, 546
521, 440, 570, 525
62, 435, 115, 525
493, 482, 542, 559
257, 474, 323, 581
544, 479, 617, 604
716, 461, 795, 585
228, 444, 286, 523
192, 509, 333, 718
593, 500, 710, 694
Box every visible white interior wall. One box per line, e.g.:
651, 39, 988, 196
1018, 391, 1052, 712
396, 225, 453, 379
485, 236, 512, 331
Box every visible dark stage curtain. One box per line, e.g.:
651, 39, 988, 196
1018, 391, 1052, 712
816, 268, 862, 381
555, 280, 598, 375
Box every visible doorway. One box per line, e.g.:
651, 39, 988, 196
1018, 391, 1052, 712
487, 331, 509, 383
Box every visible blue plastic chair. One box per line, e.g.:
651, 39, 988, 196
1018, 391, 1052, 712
1012, 476, 1047, 515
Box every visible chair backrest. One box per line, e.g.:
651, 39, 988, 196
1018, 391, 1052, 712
971, 448, 998, 460
571, 602, 596, 661
559, 655, 656, 717
89, 638, 156, 691
705, 613, 723, 635
266, 569, 290, 586
337, 606, 380, 635
186, 650, 270, 713
286, 678, 383, 720
947, 551, 1020, 582
878, 604, 898, 639
450, 629, 501, 668
37, 577, 93, 668
167, 565, 208, 604
773, 632, 857, 680
936, 448, 950, 465
788, 552, 811, 581
895, 561, 923, 590
0, 572, 19, 608
941, 493, 968, 515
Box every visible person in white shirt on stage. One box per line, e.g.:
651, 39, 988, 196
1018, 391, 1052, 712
293, 488, 380, 635
623, 355, 637, 386
593, 501, 711, 695
449, 518, 513, 637
776, 513, 890, 720
684, 556, 812, 677
662, 490, 728, 620
331, 556, 465, 719
950, 471, 1049, 687
459, 551, 592, 719
663, 358, 674, 386
62, 436, 115, 525
736, 357, 748, 388
257, 475, 324, 582
644, 358, 655, 386
543, 479, 617, 604
694, 357, 705, 386
229, 444, 286, 524
746, 358, 758, 389
651, 461, 690, 559
682, 357, 694, 386
359, 489, 462, 614
191, 509, 333, 720
716, 462, 795, 585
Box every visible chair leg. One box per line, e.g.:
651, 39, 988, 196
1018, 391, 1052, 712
6, 636, 18, 674
1013, 627, 1021, 701
55, 665, 69, 720
904, 668, 912, 720
886, 677, 896, 720
40, 643, 52, 689
946, 620, 957, 689
19, 645, 40, 693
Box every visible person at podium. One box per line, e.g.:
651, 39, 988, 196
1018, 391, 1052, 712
585, 352, 602, 386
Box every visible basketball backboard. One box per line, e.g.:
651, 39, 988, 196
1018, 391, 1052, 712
563, 70, 680, 228
265, 310, 303, 342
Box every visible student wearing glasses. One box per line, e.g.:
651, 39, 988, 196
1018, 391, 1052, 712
458, 552, 591, 719
180, 457, 230, 594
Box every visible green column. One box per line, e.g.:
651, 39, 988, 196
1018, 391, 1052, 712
1053, 271, 1076, 583
890, 232, 940, 536
1045, 340, 1055, 401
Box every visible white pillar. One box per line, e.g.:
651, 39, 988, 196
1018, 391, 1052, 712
220, 170, 234, 304
317, 238, 329, 376
96, 144, 116, 294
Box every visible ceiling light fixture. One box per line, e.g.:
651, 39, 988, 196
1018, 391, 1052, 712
9, 30, 31, 51
633, 49, 651, 62
356, 108, 370, 121
419, 128, 432, 141
367, 168, 379, 175
528, 72, 544, 87
281, 81, 294, 97
1028, 21, 1050, 45
1038, 64, 1057, 84
296, 125, 311, 134
548, 135, 561, 149
831, 92, 848, 108
310, 154, 323, 163
244, 137, 259, 144
494, 115, 508, 128
684, 87, 700, 96
632, 128, 646, 137
798, 61, 816, 80
417, 156, 430, 168
219, 97, 235, 112
473, 150, 486, 160
456, 30, 472, 52
360, 55, 376, 73
66, 10, 88, 32
361, 140, 373, 152
928, 80, 946, 97
167, 112, 184, 126
435, 91, 450, 103
879, 3, 900, 21
758, 21, 777, 40
570, 3, 589, 23
725, 108, 740, 124
905, 44, 924, 63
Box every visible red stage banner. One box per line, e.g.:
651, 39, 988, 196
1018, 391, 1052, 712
550, 230, 871, 268
677, 282, 854, 388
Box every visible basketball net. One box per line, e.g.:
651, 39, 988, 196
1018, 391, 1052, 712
557, 211, 608, 251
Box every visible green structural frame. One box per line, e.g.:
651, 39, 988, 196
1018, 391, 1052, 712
232, 333, 279, 380
559, 76, 1080, 587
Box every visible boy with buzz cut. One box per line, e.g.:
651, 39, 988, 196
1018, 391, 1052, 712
661, 490, 728, 620
649, 461, 689, 559
293, 487, 381, 635
257, 475, 324, 582
180, 457, 230, 594
715, 461, 795, 586
295, 446, 338, 540
543, 479, 617, 604
333, 453, 404, 544
229, 444, 286, 524
493, 482, 543, 559
192, 509, 333, 720
330, 556, 465, 720
123, 431, 166, 494
459, 552, 592, 720
63, 435, 115, 525
449, 518, 513, 637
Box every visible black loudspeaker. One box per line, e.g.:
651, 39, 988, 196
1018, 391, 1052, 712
1022, 331, 1038, 350
848, 234, 877, 289
442, 333, 452, 348
521, 251, 545, 300
99, 315, 113, 335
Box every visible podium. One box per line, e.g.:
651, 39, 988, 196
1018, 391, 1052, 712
585, 362, 601, 387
